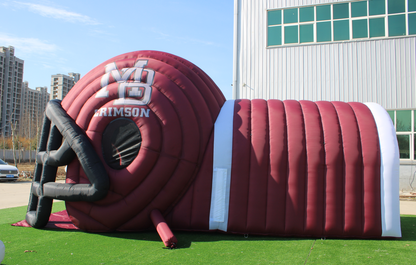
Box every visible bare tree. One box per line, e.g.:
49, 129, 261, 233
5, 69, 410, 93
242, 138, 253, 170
10, 120, 18, 167
5, 102, 21, 166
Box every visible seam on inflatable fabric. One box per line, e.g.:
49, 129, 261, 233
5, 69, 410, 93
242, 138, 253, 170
349, 103, 365, 235
332, 102, 346, 235
364, 103, 401, 238
300, 101, 308, 233
209, 100, 235, 231
246, 101, 252, 231
315, 102, 327, 236
282, 101, 289, 233
265, 101, 270, 232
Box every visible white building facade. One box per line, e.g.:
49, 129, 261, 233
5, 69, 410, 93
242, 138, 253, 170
233, 0, 416, 191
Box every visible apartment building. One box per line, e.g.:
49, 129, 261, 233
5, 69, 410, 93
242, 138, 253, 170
50, 72, 80, 100
0, 46, 24, 137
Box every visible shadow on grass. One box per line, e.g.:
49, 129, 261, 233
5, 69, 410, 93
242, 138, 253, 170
102, 230, 315, 249
13, 214, 416, 249
400, 215, 416, 241
37, 225, 311, 249
58, 215, 416, 249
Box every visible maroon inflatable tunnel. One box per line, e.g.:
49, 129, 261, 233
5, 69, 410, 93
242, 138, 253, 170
61, 51, 225, 231
27, 50, 401, 241
166, 99, 401, 238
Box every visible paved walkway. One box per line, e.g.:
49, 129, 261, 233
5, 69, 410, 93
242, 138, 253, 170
399, 200, 416, 215
0, 181, 64, 210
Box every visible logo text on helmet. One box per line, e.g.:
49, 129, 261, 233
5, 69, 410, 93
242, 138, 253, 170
95, 60, 154, 106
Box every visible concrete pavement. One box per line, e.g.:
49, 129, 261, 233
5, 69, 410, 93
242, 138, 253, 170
0, 181, 33, 210
399, 200, 416, 215
0, 181, 65, 210
1, 181, 415, 214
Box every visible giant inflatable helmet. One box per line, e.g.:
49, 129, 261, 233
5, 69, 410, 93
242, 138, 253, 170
27, 51, 401, 247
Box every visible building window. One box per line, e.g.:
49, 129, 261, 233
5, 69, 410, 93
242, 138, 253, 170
267, 0, 416, 47
387, 109, 416, 160
268, 10, 282, 46
353, 19, 368, 38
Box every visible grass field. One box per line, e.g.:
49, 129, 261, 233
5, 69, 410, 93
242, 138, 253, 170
0, 202, 415, 264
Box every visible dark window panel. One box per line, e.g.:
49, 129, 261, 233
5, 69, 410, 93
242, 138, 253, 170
396, 110, 411, 132
334, 20, 350, 40
369, 17, 385, 37
268, 26, 282, 46
397, 135, 410, 159
389, 14, 406, 36
333, 3, 349, 19
352, 1, 368, 17
388, 0, 405, 14
284, 25, 298, 44
387, 110, 395, 125
409, 13, 416, 35
369, 0, 386, 16
353, 19, 369, 38
414, 110, 416, 131
300, 6, 314, 22
317, 5, 331, 21
410, 0, 416, 12
284, 8, 298, 24
300, 24, 314, 43
268, 10, 282, 25
414, 134, 416, 160
317, 21, 332, 42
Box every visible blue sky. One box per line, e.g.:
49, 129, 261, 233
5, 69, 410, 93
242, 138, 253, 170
0, 0, 234, 99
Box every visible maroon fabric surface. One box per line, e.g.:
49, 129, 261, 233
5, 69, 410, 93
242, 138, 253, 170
60, 51, 225, 232
168, 100, 382, 238
228, 99, 251, 232
316, 101, 345, 236
13, 211, 78, 230
333, 102, 363, 236
350, 102, 382, 236
301, 100, 325, 236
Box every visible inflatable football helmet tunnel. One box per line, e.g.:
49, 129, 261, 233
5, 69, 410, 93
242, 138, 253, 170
26, 51, 401, 247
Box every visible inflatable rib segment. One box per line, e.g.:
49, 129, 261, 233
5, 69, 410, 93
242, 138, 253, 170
168, 100, 401, 238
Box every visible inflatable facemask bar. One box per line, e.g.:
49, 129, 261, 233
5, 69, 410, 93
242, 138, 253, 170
27, 51, 401, 247
26, 100, 110, 228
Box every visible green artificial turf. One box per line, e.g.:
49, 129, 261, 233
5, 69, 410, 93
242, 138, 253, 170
0, 202, 415, 264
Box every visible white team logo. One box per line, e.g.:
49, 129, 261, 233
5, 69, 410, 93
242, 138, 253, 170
95, 60, 154, 106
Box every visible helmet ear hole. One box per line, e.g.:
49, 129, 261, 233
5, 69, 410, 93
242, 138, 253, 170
102, 118, 142, 170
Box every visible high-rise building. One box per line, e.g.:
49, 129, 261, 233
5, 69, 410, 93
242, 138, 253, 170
0, 46, 24, 137
20, 82, 49, 137
68, 72, 80, 83
50, 73, 80, 100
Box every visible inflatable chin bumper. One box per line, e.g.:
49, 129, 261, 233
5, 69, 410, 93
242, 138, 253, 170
26, 51, 401, 245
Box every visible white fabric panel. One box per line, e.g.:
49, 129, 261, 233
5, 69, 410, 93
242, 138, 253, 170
212, 168, 228, 223
365, 102, 402, 237
209, 100, 235, 231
